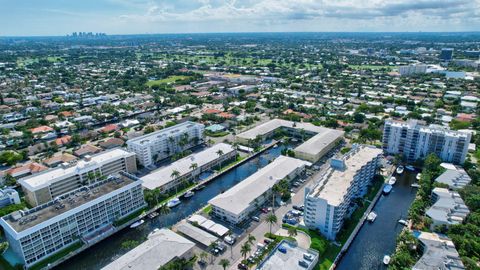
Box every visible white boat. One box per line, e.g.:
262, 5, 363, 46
406, 165, 415, 171
398, 219, 408, 226
388, 176, 397, 185
416, 173, 422, 180
167, 198, 181, 208
383, 255, 391, 265
367, 212, 377, 222
411, 183, 420, 188
130, 219, 144, 228
147, 212, 159, 219
396, 165, 404, 175
183, 190, 195, 198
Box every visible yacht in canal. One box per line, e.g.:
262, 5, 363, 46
183, 190, 195, 198
398, 219, 408, 226
167, 198, 181, 208
383, 184, 393, 195
396, 165, 404, 175
367, 212, 377, 222
416, 173, 422, 180
406, 165, 415, 171
130, 219, 145, 228
388, 176, 397, 185
383, 255, 391, 265
194, 184, 206, 191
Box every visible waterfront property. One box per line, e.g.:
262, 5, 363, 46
413, 231, 465, 270
126, 121, 205, 167
0, 172, 146, 268
0, 187, 20, 207
256, 240, 319, 270
426, 188, 470, 230
435, 164, 472, 189
209, 155, 311, 224
18, 148, 137, 206
141, 143, 236, 192
382, 119, 471, 164
235, 119, 344, 163
101, 229, 195, 270
304, 145, 382, 240
175, 221, 219, 247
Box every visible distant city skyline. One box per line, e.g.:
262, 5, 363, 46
1, 0, 480, 36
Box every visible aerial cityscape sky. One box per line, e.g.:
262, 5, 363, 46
1, 0, 480, 36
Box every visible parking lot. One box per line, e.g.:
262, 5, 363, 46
192, 144, 340, 270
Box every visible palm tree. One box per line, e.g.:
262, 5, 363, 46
218, 258, 230, 270
266, 214, 278, 234
190, 162, 198, 180
216, 149, 225, 169
240, 242, 251, 261
170, 170, 181, 194
287, 226, 298, 238
271, 183, 281, 212
199, 251, 208, 264
247, 234, 256, 246
158, 203, 170, 216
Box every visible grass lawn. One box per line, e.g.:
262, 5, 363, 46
46, 56, 64, 62
113, 207, 147, 227
202, 205, 212, 215
29, 242, 83, 270
146, 75, 191, 86
205, 131, 230, 137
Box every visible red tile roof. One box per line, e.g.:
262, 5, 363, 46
30, 126, 54, 134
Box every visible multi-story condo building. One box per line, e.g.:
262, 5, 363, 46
398, 64, 427, 76
0, 172, 146, 268
141, 143, 236, 192
426, 188, 470, 230
127, 121, 205, 167
209, 155, 311, 224
413, 232, 465, 270
19, 148, 137, 207
236, 119, 344, 163
382, 119, 471, 164
304, 145, 382, 240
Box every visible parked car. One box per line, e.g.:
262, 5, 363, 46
299, 260, 309, 268
293, 205, 304, 211
238, 263, 248, 270
264, 238, 274, 244
224, 235, 236, 245
252, 216, 260, 222
261, 207, 269, 213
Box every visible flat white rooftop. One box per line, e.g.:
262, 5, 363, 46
101, 229, 195, 270
236, 119, 344, 157
386, 119, 470, 138
209, 155, 311, 216
310, 145, 382, 206
127, 121, 203, 146
141, 143, 235, 190
19, 148, 134, 191
257, 240, 318, 270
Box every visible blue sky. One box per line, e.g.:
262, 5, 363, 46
1, 0, 479, 36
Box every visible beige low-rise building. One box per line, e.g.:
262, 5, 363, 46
19, 148, 137, 206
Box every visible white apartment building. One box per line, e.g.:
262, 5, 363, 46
127, 121, 205, 167
236, 119, 344, 163
209, 156, 311, 224
382, 119, 471, 164
304, 145, 382, 240
141, 143, 237, 192
0, 173, 146, 267
19, 148, 137, 206
399, 64, 427, 76
0, 187, 21, 207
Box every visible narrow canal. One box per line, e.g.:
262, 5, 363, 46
336, 171, 418, 270
57, 144, 288, 270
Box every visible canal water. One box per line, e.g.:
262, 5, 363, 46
336, 171, 418, 270
56, 144, 288, 270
